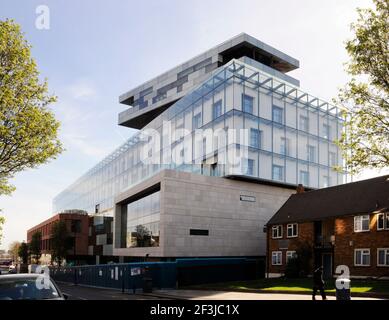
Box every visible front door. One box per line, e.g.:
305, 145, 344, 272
322, 253, 332, 279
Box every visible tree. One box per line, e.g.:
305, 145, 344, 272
0, 216, 4, 245
51, 221, 72, 266
0, 19, 63, 196
8, 241, 20, 263
336, 0, 389, 174
18, 242, 29, 265
29, 231, 42, 264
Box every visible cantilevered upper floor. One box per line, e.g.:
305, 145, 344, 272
118, 33, 300, 129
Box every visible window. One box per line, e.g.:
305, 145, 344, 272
250, 128, 261, 149
377, 249, 389, 266
354, 215, 370, 232
242, 94, 254, 114
213, 100, 222, 120
322, 175, 330, 188
287, 223, 298, 238
323, 124, 331, 139
286, 251, 297, 263
242, 159, 254, 176
299, 171, 309, 186
193, 113, 202, 129
377, 212, 389, 230
272, 106, 283, 124
272, 251, 282, 265
71, 220, 81, 233
307, 145, 316, 162
190, 229, 209, 236
299, 115, 309, 132
272, 225, 283, 239
329, 152, 336, 166
355, 249, 370, 266
272, 165, 284, 181
280, 138, 289, 156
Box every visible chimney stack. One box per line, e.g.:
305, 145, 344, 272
296, 184, 305, 194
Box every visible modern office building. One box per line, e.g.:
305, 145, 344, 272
53, 33, 346, 260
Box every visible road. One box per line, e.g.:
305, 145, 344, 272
57, 282, 167, 300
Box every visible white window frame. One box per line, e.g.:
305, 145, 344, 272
354, 249, 371, 266
377, 212, 389, 231
354, 215, 370, 232
272, 251, 282, 265
286, 251, 297, 263
272, 225, 283, 239
287, 223, 298, 238
377, 248, 389, 267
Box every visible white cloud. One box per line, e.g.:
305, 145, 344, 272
67, 78, 98, 101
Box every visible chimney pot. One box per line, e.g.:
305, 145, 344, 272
296, 184, 305, 194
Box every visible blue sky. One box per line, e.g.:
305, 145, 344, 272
1, 0, 385, 250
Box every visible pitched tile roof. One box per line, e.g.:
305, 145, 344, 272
267, 175, 389, 225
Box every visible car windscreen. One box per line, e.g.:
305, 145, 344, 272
0, 278, 60, 300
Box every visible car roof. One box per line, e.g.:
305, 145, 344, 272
0, 273, 42, 280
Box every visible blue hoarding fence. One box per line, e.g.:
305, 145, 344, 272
50, 258, 264, 290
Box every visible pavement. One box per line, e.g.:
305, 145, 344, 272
57, 283, 382, 300
144, 289, 382, 300
57, 282, 168, 300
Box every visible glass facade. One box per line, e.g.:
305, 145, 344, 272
53, 60, 347, 216
125, 191, 160, 248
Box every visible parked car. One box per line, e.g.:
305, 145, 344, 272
0, 274, 67, 300
8, 265, 16, 274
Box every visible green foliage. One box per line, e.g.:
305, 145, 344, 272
284, 242, 313, 278
50, 221, 72, 266
18, 241, 29, 264
8, 241, 21, 262
29, 231, 42, 263
0, 216, 4, 245
0, 19, 63, 196
336, 0, 389, 174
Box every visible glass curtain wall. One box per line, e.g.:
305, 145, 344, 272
53, 60, 346, 214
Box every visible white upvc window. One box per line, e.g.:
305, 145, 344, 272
286, 251, 297, 263
272, 225, 283, 239
377, 248, 389, 266
287, 223, 298, 238
272, 251, 282, 265
354, 215, 370, 232
354, 249, 370, 266
377, 212, 389, 230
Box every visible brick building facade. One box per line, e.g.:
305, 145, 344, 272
266, 175, 389, 279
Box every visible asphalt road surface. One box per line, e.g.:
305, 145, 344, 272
57, 282, 167, 300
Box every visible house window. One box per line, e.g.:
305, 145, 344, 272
190, 229, 209, 236
213, 100, 222, 120
250, 128, 261, 149
354, 249, 370, 266
287, 223, 298, 238
299, 115, 309, 132
272, 225, 283, 239
377, 248, 389, 266
377, 212, 389, 230
242, 94, 254, 114
354, 215, 370, 232
272, 106, 283, 124
307, 145, 316, 162
299, 171, 309, 186
286, 251, 297, 263
193, 113, 202, 129
272, 251, 282, 265
323, 124, 331, 139
272, 165, 284, 181
280, 138, 289, 156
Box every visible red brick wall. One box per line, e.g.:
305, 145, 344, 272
27, 213, 90, 256
334, 214, 389, 277
267, 222, 315, 275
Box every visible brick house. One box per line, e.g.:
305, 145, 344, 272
266, 175, 389, 279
